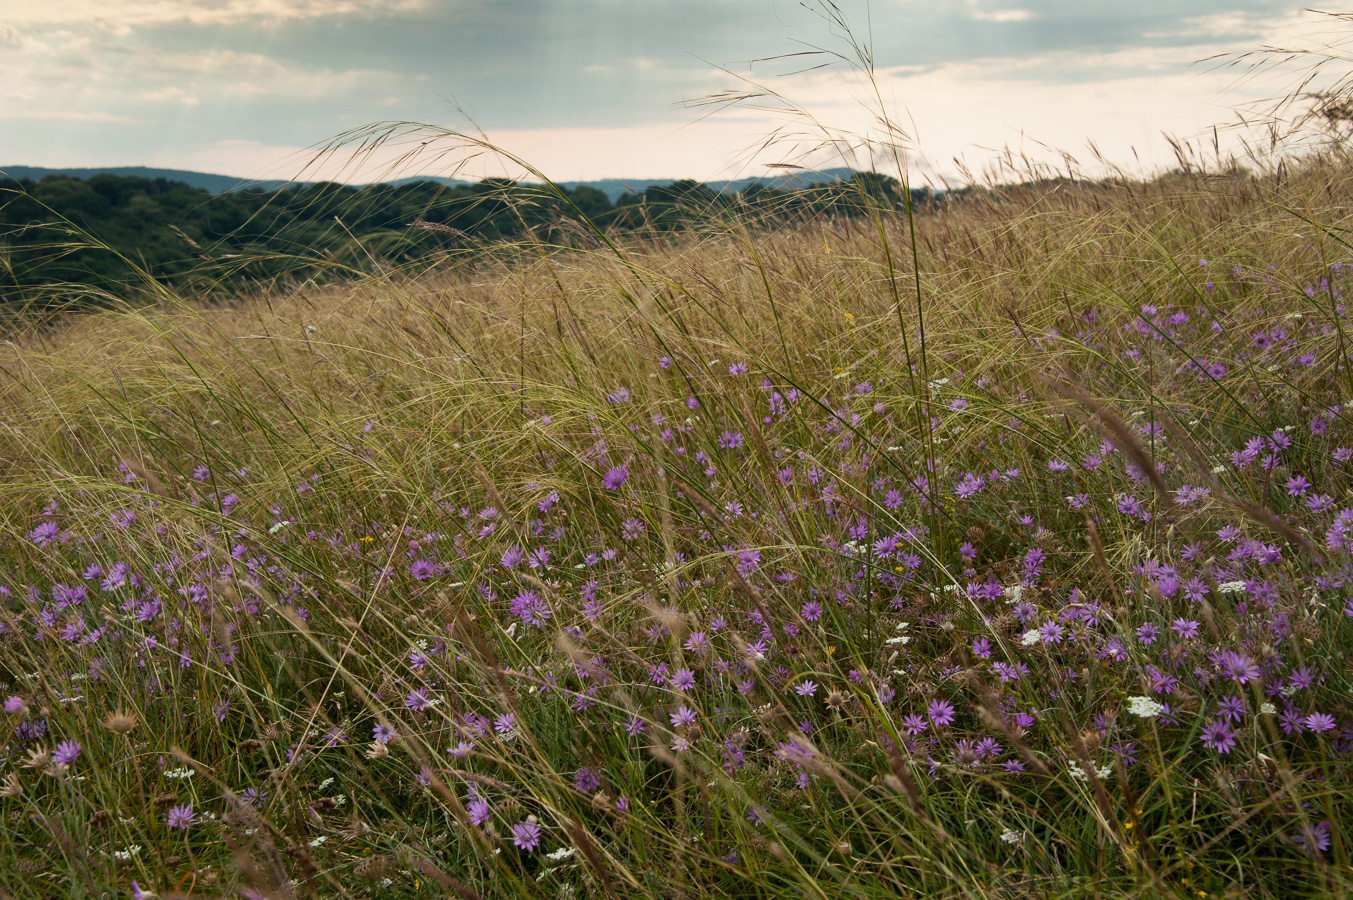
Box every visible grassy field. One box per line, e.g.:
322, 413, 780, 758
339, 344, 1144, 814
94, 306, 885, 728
4, 142, 1353, 898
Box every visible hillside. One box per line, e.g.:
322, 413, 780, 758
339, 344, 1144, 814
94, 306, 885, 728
1, 165, 860, 202
1, 154, 1351, 898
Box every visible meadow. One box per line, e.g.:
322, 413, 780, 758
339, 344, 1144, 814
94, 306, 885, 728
3, 133, 1353, 899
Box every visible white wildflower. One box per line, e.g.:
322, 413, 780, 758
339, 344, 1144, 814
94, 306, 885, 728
309, 836, 326, 847
1003, 584, 1023, 604
1126, 696, 1164, 718
1068, 760, 1112, 781
885, 635, 910, 645
999, 828, 1022, 845
1020, 629, 1042, 647
1218, 581, 1247, 594
1260, 702, 1277, 716
163, 767, 195, 780
546, 847, 577, 861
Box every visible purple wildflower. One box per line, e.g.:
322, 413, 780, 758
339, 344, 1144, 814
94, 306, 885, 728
509, 589, 552, 628
1304, 712, 1338, 733
603, 465, 628, 490
28, 521, 59, 547
166, 804, 196, 829
1294, 821, 1332, 855
1219, 650, 1260, 685
901, 714, 928, 735
670, 706, 697, 728
574, 767, 603, 793
52, 740, 81, 767
1170, 618, 1200, 639
1200, 719, 1237, 754
511, 819, 541, 851
928, 699, 956, 727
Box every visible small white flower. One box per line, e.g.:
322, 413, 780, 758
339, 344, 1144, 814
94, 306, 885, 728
309, 836, 326, 847
999, 828, 1022, 845
163, 767, 195, 780
1218, 580, 1247, 594
1003, 584, 1023, 604
1067, 760, 1111, 781
1020, 629, 1041, 647
1260, 702, 1277, 716
885, 635, 910, 645
1126, 696, 1164, 718
546, 846, 577, 861
318, 777, 334, 790
1211, 464, 1228, 474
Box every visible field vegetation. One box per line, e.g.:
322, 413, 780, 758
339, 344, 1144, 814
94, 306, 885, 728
6, 20, 1353, 898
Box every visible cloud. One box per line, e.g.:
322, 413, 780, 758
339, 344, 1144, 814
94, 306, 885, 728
0, 0, 1337, 186
964, 7, 1035, 23
0, 109, 141, 123
8, 0, 433, 28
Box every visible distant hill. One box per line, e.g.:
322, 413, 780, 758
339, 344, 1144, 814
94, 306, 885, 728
2, 165, 861, 202
549, 169, 856, 202
0, 165, 306, 194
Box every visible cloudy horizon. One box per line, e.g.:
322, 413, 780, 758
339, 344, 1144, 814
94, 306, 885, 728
1, 1, 1347, 187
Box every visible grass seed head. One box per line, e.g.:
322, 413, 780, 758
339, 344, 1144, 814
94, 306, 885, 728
103, 707, 139, 736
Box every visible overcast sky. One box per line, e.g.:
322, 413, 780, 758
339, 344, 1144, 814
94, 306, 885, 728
0, 1, 1343, 185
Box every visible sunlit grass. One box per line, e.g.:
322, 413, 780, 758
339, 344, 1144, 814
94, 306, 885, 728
5, 137, 1353, 898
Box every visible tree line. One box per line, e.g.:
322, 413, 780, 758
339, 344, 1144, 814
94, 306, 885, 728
0, 170, 944, 310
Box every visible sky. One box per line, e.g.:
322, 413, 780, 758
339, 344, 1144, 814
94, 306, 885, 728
0, 0, 1347, 187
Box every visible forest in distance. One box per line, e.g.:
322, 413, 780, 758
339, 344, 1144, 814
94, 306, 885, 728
0, 169, 950, 310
